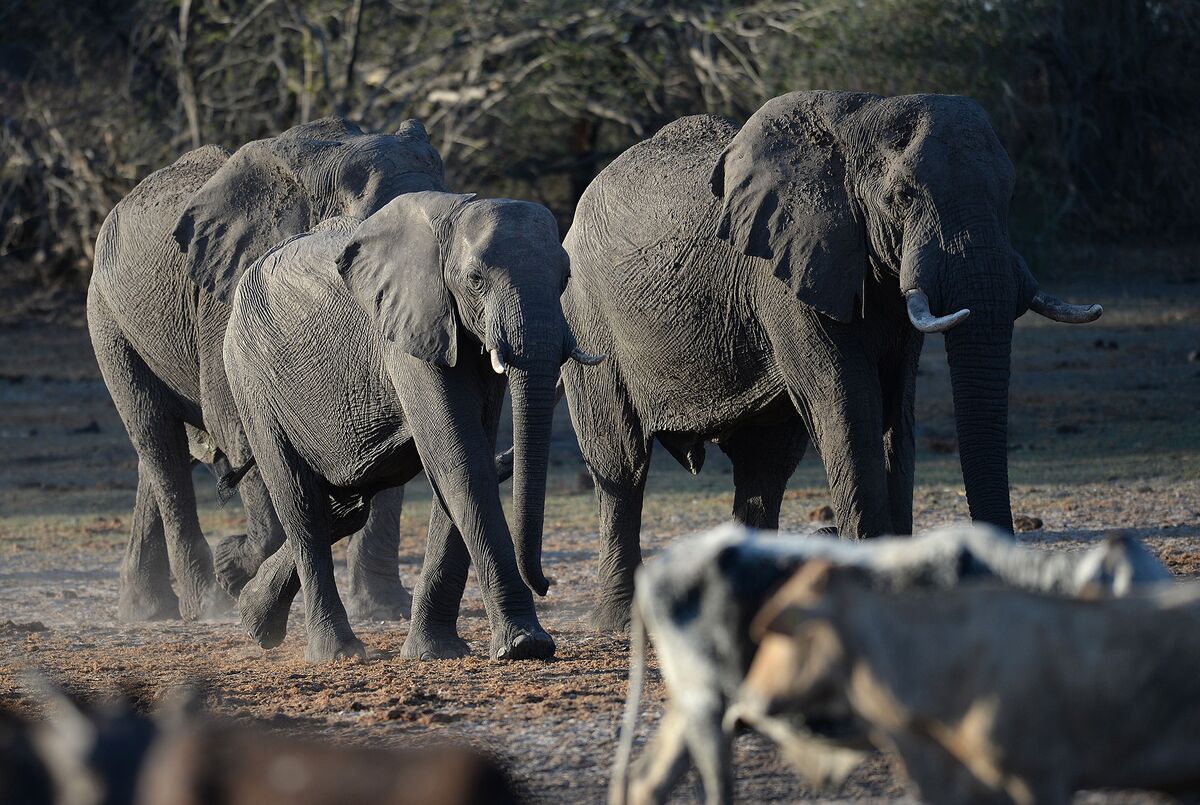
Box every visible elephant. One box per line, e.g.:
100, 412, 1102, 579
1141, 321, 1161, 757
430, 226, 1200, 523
559, 91, 1101, 630
86, 117, 443, 622
220, 190, 600, 662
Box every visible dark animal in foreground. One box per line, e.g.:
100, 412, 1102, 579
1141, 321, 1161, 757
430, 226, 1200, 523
750, 560, 1199, 804
609, 524, 1171, 805
9, 687, 519, 805
87, 116, 442, 625
560, 91, 1101, 632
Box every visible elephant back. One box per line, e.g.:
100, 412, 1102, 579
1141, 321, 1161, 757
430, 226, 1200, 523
568, 115, 738, 267
90, 144, 232, 401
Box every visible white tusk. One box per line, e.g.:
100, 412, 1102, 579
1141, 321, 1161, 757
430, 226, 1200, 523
489, 348, 507, 374
905, 289, 970, 333
570, 347, 606, 366
1029, 291, 1103, 324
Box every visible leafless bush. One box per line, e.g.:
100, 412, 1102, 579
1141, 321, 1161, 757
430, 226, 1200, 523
1, 0, 1196, 290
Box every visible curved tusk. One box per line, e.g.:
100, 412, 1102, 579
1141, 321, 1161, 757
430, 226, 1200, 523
905, 289, 970, 333
570, 347, 606, 366
1029, 291, 1103, 324
489, 348, 508, 374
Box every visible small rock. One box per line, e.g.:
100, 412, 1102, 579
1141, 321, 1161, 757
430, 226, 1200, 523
1056, 423, 1082, 435
1013, 515, 1043, 532
808, 505, 835, 523
69, 420, 101, 435
60, 590, 78, 600
1188, 349, 1199, 363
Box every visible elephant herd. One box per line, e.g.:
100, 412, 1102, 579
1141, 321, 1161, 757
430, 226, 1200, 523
87, 90, 1101, 663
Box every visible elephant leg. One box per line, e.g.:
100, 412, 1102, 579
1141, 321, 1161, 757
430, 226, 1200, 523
401, 497, 471, 660
345, 485, 412, 621
766, 306, 892, 538
396, 360, 552, 661
117, 468, 180, 621
213, 470, 286, 597
237, 411, 362, 662
563, 369, 652, 632
882, 334, 921, 535
718, 420, 808, 530
87, 291, 220, 620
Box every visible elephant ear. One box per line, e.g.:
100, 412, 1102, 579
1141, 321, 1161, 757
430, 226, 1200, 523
336, 191, 476, 367
173, 140, 313, 304
711, 92, 872, 323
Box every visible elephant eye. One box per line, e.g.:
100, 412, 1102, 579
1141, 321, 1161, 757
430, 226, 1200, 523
464, 267, 487, 291
893, 188, 915, 211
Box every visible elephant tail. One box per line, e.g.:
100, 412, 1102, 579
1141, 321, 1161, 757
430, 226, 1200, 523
216, 458, 256, 506
608, 599, 646, 805
492, 376, 565, 484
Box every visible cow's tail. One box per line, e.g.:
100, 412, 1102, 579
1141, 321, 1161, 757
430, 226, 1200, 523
216, 457, 256, 506
608, 599, 646, 805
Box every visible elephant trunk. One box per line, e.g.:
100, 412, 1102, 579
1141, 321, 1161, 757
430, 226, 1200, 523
507, 362, 558, 596
945, 309, 1015, 531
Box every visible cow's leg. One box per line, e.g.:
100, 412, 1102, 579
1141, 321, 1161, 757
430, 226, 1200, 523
627, 709, 691, 805
719, 420, 807, 529
681, 705, 734, 805
345, 486, 412, 620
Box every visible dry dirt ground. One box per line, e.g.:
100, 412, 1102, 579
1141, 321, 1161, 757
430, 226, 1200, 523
1, 248, 1198, 803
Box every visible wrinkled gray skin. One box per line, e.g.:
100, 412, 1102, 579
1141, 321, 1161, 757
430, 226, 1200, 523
224, 191, 580, 662
87, 117, 443, 622
610, 524, 1171, 805
561, 92, 1101, 631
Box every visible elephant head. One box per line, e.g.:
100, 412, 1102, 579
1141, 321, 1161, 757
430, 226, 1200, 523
337, 191, 601, 595
174, 117, 446, 303
711, 92, 1100, 531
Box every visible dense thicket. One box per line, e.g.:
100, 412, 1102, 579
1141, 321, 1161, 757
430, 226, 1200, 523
2, 0, 1196, 282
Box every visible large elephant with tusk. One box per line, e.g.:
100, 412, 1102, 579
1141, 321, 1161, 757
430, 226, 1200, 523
559, 91, 1101, 630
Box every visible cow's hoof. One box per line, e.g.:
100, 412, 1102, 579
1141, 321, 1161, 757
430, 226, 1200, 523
586, 599, 632, 633
213, 534, 261, 597
492, 628, 555, 661
401, 626, 471, 660
117, 583, 180, 622
346, 577, 412, 621
305, 631, 367, 663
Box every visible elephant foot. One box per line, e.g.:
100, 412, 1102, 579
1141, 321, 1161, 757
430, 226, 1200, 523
490, 622, 556, 661
346, 573, 413, 622
238, 556, 299, 649
401, 623, 471, 660
305, 627, 367, 663
213, 534, 266, 597
586, 596, 632, 633
177, 578, 219, 623
117, 580, 180, 622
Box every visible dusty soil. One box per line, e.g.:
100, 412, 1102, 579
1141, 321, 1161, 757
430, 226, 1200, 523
1, 247, 1198, 802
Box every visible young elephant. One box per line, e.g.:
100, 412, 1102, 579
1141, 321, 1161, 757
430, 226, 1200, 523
225, 191, 599, 662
